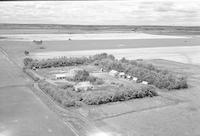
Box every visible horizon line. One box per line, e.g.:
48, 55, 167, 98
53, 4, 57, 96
1, 23, 200, 27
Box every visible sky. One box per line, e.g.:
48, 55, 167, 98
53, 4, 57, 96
0, 0, 200, 26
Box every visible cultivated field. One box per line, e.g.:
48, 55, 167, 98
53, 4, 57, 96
1, 34, 200, 68
0, 33, 188, 41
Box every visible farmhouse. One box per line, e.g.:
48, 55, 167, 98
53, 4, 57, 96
55, 73, 67, 80
119, 72, 126, 78
109, 70, 118, 77
74, 81, 94, 91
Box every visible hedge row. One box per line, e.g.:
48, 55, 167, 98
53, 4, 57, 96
38, 80, 157, 107
23, 68, 40, 81
24, 53, 188, 90
81, 85, 157, 105
23, 53, 113, 69
38, 80, 80, 107
96, 58, 188, 90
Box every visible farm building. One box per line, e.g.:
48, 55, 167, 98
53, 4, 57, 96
119, 72, 126, 78
74, 81, 94, 91
100, 68, 104, 72
32, 67, 37, 71
141, 81, 148, 85
126, 75, 132, 80
133, 77, 138, 81
109, 70, 119, 77
55, 74, 67, 80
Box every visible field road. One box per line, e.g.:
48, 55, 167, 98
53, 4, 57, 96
0, 49, 76, 136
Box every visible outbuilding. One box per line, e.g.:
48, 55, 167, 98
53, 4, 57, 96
32, 67, 37, 71
132, 77, 138, 81
55, 74, 67, 80
109, 70, 119, 77
141, 81, 148, 85
119, 72, 126, 78
126, 75, 132, 80
74, 81, 94, 91
100, 68, 104, 72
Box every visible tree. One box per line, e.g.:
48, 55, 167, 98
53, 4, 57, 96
24, 50, 29, 56
74, 70, 90, 81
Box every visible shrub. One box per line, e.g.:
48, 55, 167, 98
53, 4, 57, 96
57, 83, 74, 89
87, 76, 97, 83
39, 46, 45, 49
23, 58, 34, 68
24, 69, 40, 81
38, 80, 79, 107
74, 69, 89, 81
24, 50, 29, 55
72, 69, 100, 84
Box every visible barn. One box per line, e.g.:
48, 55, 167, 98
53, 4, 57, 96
109, 70, 119, 77
55, 74, 67, 80
74, 81, 94, 91
119, 72, 126, 78
141, 81, 148, 85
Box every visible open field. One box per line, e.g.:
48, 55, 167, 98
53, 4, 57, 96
0, 33, 189, 41
72, 59, 200, 136
1, 35, 200, 67
1, 24, 200, 35
0, 86, 76, 136
32, 45, 200, 65
0, 50, 76, 136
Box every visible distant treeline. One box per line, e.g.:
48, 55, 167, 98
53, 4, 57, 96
24, 53, 187, 90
